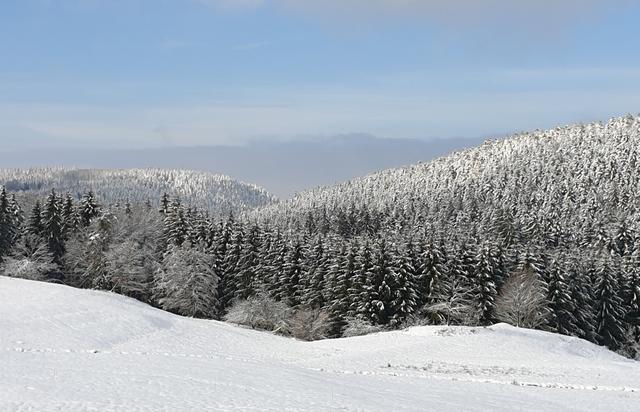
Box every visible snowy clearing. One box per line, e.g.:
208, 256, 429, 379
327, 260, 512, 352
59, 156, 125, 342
1, 276, 639, 411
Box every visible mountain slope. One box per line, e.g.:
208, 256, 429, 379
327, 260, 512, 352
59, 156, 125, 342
0, 168, 276, 214
250, 115, 640, 242
2, 276, 638, 411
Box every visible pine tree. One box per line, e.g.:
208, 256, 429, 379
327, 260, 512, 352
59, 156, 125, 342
42, 190, 65, 264
612, 221, 634, 257
325, 241, 351, 336
220, 224, 244, 308
391, 243, 419, 325
593, 256, 626, 350
234, 225, 261, 301
473, 244, 499, 325
418, 241, 446, 306
452, 242, 477, 287
0, 187, 19, 259
546, 258, 578, 336
278, 239, 304, 307
349, 240, 373, 318
301, 236, 328, 308
516, 250, 547, 286
87, 212, 116, 290
568, 260, 597, 342
159, 192, 170, 214
79, 191, 100, 227
61, 194, 79, 237
163, 198, 189, 247
262, 231, 287, 298
28, 201, 44, 237
361, 238, 396, 325
623, 251, 640, 343
213, 217, 233, 312
8, 194, 24, 230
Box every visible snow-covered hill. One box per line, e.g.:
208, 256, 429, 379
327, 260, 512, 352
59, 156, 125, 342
2, 276, 638, 411
249, 115, 640, 242
0, 168, 276, 214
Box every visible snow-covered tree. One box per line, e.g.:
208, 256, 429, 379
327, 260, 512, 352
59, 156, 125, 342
79, 191, 100, 227
0, 235, 57, 281
154, 243, 219, 319
546, 258, 578, 335
473, 244, 499, 325
42, 190, 65, 263
593, 256, 626, 350
0, 187, 19, 259
495, 265, 549, 329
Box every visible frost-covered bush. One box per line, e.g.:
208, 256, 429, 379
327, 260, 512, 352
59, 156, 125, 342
289, 308, 331, 341
399, 312, 432, 328
0, 235, 57, 281
495, 268, 549, 329
224, 291, 291, 333
425, 275, 478, 326
154, 243, 219, 319
342, 316, 383, 337
106, 240, 156, 301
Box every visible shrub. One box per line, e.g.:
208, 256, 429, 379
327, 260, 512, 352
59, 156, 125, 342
224, 291, 291, 334
342, 316, 383, 337
289, 308, 331, 341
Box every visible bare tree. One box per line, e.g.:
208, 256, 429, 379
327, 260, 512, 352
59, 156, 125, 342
224, 290, 291, 334
425, 275, 477, 326
341, 316, 383, 337
289, 307, 331, 341
495, 267, 549, 329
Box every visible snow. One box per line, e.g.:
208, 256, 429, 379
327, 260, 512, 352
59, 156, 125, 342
1, 276, 639, 411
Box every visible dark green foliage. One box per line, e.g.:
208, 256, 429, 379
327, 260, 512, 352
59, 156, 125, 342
473, 245, 499, 325
594, 256, 626, 350
42, 190, 65, 264
0, 187, 20, 259
546, 258, 578, 336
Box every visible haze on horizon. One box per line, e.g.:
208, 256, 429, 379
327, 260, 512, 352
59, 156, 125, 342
1, 0, 639, 195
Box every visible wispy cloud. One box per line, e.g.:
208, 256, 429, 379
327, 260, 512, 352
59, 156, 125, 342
195, 0, 265, 12
195, 0, 629, 32
158, 40, 190, 51
3, 83, 640, 149
232, 40, 271, 51
502, 67, 640, 79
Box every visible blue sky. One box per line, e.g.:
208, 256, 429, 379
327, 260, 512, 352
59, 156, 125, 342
1, 0, 640, 149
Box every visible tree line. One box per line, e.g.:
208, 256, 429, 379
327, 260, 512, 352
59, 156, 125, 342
0, 188, 638, 357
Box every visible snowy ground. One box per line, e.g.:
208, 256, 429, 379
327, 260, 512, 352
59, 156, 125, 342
1, 276, 639, 411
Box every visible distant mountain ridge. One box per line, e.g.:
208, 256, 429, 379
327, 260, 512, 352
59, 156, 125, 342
0, 135, 487, 198
0, 168, 276, 214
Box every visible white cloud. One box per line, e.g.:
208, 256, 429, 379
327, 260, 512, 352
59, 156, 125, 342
195, 0, 627, 30
195, 0, 265, 11
232, 40, 271, 51
3, 83, 640, 149
158, 40, 190, 50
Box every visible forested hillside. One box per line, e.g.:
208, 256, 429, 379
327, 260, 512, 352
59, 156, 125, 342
0, 168, 276, 214
0, 115, 639, 358
250, 114, 640, 241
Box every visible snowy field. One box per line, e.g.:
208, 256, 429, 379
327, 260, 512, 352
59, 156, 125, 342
1, 276, 639, 411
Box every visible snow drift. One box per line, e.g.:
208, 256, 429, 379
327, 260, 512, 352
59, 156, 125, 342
1, 276, 638, 411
